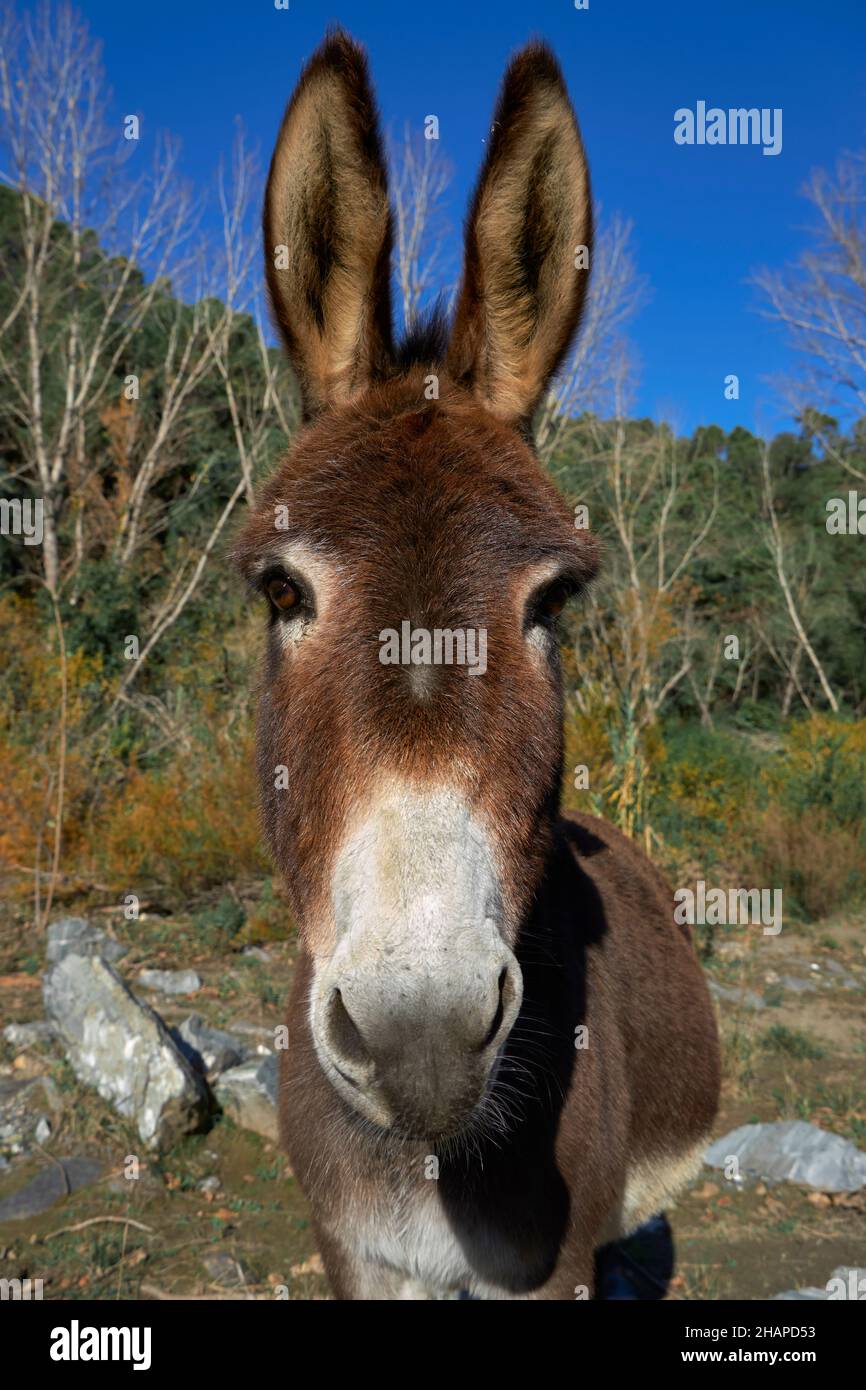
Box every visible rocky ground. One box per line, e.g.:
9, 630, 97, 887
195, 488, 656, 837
0, 896, 864, 1301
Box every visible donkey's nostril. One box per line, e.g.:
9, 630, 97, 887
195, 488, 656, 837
324, 988, 374, 1075
478, 967, 510, 1051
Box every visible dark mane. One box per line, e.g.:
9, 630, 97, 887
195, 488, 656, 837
390, 301, 450, 373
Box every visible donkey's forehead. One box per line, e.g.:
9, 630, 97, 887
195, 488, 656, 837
245, 396, 585, 570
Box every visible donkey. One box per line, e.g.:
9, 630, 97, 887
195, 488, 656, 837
237, 30, 720, 1300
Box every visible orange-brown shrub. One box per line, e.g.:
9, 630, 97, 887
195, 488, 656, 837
746, 804, 864, 921
95, 727, 268, 896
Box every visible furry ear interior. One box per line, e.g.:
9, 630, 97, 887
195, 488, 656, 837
447, 43, 592, 429
263, 30, 394, 416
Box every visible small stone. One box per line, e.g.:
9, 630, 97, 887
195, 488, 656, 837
215, 1055, 279, 1141
779, 975, 818, 994
823, 961, 861, 989
3, 1021, 58, 1048
137, 969, 202, 996
201, 1250, 252, 1288
105, 1165, 164, 1198
172, 1015, 250, 1079
0, 1076, 63, 1157
197, 1175, 221, 1195
707, 981, 766, 1011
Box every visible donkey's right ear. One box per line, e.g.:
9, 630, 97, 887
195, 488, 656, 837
447, 43, 592, 431
264, 30, 394, 417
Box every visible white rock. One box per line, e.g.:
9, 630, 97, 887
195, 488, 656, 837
44, 955, 208, 1150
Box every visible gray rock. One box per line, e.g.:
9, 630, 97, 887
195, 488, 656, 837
104, 1166, 165, 1198
46, 918, 128, 966
827, 1267, 866, 1299
137, 968, 201, 996
239, 945, 273, 963
823, 961, 861, 990
43, 954, 208, 1151
773, 1267, 866, 1301
707, 980, 766, 1011
705, 1120, 866, 1192
215, 1054, 279, 1141
0, 1156, 102, 1222
0, 1076, 63, 1156
201, 1250, 252, 1288
172, 1014, 250, 1079
779, 975, 818, 994
197, 1174, 221, 1195
3, 1021, 58, 1048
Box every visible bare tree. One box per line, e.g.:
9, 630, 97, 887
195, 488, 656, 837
0, 3, 212, 593
561, 370, 719, 837
0, 1, 298, 912
759, 445, 839, 711
574, 385, 717, 730
106, 125, 295, 706
0, 4, 293, 601
388, 125, 454, 330
753, 152, 866, 483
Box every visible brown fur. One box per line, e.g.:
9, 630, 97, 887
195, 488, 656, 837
238, 30, 720, 1300
263, 31, 394, 415
448, 43, 592, 426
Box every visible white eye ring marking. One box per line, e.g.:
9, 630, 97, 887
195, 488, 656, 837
253, 541, 339, 651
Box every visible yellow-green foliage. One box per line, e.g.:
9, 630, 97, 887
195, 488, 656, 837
0, 595, 268, 905
561, 701, 866, 922
746, 715, 866, 920
0, 594, 105, 883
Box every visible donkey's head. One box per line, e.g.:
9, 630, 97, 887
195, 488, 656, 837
238, 32, 596, 1139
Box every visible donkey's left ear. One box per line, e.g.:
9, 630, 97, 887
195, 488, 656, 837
448, 43, 592, 429
263, 30, 394, 416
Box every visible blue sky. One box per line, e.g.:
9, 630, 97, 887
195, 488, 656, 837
81, 0, 866, 437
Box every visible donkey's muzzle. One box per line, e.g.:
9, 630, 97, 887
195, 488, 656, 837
314, 953, 523, 1137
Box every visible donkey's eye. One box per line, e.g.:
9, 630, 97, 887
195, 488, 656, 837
266, 574, 302, 613
539, 583, 569, 618
532, 578, 577, 625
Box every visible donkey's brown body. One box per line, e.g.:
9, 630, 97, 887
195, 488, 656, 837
238, 31, 720, 1300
